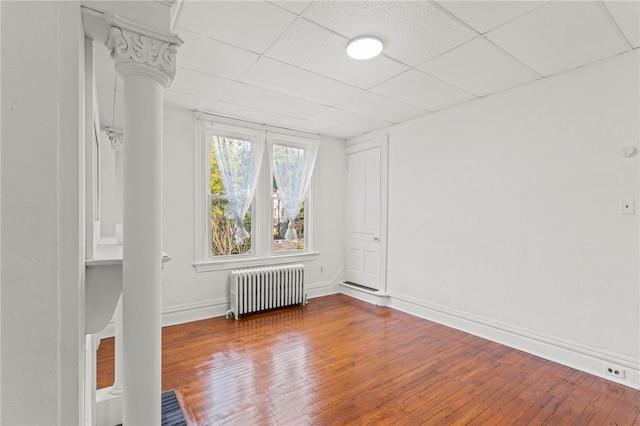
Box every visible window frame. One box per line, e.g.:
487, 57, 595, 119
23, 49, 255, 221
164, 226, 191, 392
268, 135, 315, 257
193, 113, 319, 272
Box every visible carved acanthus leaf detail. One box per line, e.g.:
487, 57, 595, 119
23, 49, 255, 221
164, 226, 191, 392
106, 26, 179, 84
106, 128, 124, 151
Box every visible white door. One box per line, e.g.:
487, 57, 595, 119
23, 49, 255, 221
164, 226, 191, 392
345, 139, 387, 291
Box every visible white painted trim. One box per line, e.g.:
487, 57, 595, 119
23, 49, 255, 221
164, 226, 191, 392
85, 37, 101, 260
97, 298, 229, 339
307, 265, 345, 299
96, 388, 122, 426
344, 135, 389, 293
162, 298, 229, 328
339, 282, 390, 306
169, 0, 184, 32
98, 266, 344, 340
386, 292, 639, 389
193, 251, 320, 272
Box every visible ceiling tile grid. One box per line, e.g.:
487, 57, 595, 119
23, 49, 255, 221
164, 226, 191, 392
485, 1, 630, 77
177, 1, 296, 54
94, 0, 640, 140
335, 91, 430, 124
221, 82, 329, 120
171, 67, 236, 100
371, 69, 477, 112
267, 1, 312, 16
240, 57, 362, 106
417, 37, 541, 97
302, 0, 476, 66
176, 29, 260, 81
264, 18, 409, 89
295, 120, 364, 140
309, 107, 394, 133
435, 1, 549, 34
164, 90, 217, 112
210, 101, 306, 130
602, 1, 640, 48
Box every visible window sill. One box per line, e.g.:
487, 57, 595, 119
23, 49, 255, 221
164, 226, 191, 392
193, 251, 320, 272
86, 240, 172, 267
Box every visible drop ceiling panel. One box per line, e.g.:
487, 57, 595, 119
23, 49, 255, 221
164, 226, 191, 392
210, 101, 306, 130
240, 57, 362, 106
295, 120, 363, 140
176, 29, 260, 80
603, 1, 640, 48
303, 1, 476, 66
222, 82, 328, 119
485, 1, 629, 76
336, 91, 429, 124
418, 37, 540, 97
92, 0, 638, 141
171, 67, 235, 100
371, 69, 476, 111
265, 19, 409, 89
436, 1, 548, 34
268, 1, 312, 15
310, 108, 393, 133
164, 90, 217, 112
177, 1, 296, 53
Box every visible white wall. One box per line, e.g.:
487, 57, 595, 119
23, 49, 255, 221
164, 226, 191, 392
151, 107, 345, 322
1, 2, 86, 424
350, 51, 639, 387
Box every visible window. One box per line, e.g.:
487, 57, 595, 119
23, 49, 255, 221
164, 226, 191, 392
194, 113, 319, 270
270, 133, 318, 253
206, 120, 264, 258
209, 142, 252, 256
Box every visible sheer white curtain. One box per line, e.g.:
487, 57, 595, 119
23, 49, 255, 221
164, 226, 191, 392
209, 122, 265, 244
269, 131, 319, 241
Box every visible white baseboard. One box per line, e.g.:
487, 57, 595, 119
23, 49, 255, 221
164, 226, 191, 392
338, 282, 390, 306
307, 265, 344, 299
385, 292, 639, 390
96, 298, 229, 340
97, 269, 344, 340
162, 298, 229, 328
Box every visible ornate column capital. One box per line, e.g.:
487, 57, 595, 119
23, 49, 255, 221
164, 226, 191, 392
105, 128, 124, 151
105, 15, 183, 88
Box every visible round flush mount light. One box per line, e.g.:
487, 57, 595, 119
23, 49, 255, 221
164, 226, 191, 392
346, 36, 384, 60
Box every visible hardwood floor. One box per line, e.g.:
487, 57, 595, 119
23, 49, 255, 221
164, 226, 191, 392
97, 294, 639, 425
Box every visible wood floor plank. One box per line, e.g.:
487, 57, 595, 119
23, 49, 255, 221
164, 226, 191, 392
96, 294, 640, 425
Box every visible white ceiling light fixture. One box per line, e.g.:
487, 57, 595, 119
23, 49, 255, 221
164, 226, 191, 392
346, 36, 384, 60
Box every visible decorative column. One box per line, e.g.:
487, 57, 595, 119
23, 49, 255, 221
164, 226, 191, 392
106, 128, 124, 244
106, 17, 181, 426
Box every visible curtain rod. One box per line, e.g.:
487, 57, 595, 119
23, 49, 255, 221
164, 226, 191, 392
194, 110, 321, 139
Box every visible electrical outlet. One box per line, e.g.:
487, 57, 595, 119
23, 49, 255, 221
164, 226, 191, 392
603, 364, 626, 379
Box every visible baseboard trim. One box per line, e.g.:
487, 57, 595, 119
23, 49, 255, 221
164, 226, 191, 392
162, 298, 230, 328
96, 298, 229, 340
307, 265, 344, 299
386, 292, 639, 389
96, 269, 344, 340
339, 282, 390, 306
